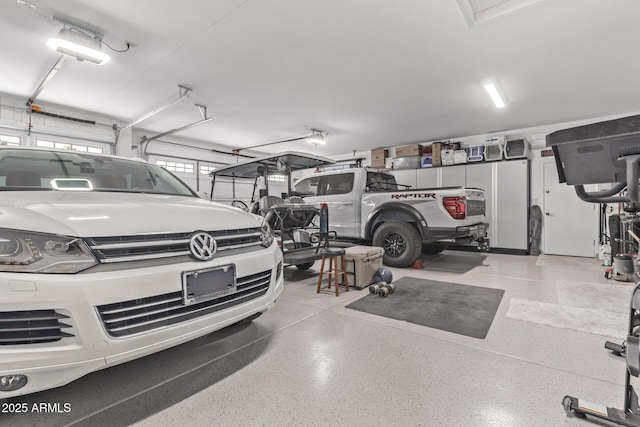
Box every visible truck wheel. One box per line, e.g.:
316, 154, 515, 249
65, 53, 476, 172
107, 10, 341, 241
422, 244, 448, 255
372, 221, 421, 268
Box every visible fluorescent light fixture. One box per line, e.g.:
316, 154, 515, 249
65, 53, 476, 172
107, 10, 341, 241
306, 131, 326, 145
47, 28, 110, 65
484, 82, 505, 108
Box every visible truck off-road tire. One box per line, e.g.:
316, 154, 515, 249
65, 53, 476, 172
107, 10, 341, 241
422, 244, 448, 255
372, 221, 422, 268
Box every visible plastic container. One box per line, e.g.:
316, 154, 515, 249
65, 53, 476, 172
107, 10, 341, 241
343, 245, 385, 289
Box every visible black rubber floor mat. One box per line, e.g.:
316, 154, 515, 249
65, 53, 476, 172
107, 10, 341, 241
346, 276, 504, 339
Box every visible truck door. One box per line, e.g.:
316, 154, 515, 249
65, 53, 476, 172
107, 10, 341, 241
297, 172, 359, 239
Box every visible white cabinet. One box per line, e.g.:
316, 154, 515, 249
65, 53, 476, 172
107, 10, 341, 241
441, 164, 466, 187
416, 168, 439, 188
391, 169, 417, 189
414, 160, 530, 252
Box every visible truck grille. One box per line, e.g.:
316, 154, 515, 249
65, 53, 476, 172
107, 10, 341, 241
87, 227, 263, 263
0, 310, 74, 345
467, 200, 486, 216
96, 269, 272, 338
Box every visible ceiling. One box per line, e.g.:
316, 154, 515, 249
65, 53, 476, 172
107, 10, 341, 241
1, 0, 639, 156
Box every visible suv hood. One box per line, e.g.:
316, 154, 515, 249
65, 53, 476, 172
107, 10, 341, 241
0, 192, 262, 237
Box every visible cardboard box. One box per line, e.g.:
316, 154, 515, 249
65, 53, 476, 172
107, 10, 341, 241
395, 144, 422, 157
421, 144, 433, 155
431, 142, 443, 158
432, 152, 442, 166
371, 149, 389, 168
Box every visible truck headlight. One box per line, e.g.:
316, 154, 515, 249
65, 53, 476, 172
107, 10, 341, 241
260, 220, 275, 248
0, 229, 97, 273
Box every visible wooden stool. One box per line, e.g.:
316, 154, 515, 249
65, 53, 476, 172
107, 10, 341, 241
316, 248, 349, 296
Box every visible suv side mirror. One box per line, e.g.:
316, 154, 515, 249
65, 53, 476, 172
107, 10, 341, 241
199, 192, 211, 200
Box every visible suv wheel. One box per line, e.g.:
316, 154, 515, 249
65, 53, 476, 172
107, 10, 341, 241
372, 221, 421, 268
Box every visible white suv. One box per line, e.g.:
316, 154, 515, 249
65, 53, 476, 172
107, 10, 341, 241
0, 147, 283, 398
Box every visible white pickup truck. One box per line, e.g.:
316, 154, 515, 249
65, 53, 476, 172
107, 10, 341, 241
294, 168, 489, 267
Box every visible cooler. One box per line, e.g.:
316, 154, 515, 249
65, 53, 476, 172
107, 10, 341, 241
343, 245, 385, 289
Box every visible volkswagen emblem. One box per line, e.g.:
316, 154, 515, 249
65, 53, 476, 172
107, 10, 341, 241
189, 232, 217, 261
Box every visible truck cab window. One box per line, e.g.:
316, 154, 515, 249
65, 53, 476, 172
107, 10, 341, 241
293, 176, 320, 196
319, 173, 354, 195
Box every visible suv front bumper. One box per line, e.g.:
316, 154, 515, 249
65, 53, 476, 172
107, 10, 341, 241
0, 243, 283, 398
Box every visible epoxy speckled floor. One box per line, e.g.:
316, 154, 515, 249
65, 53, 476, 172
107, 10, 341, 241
1, 252, 632, 426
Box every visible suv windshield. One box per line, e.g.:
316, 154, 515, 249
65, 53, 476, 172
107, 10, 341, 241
0, 149, 195, 197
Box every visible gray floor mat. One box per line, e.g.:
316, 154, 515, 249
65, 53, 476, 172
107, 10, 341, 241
346, 276, 504, 339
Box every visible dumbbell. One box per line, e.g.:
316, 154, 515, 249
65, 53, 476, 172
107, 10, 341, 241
377, 283, 396, 298
369, 281, 387, 295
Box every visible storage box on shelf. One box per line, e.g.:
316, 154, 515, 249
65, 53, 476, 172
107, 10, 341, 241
467, 146, 484, 162
484, 143, 504, 161
453, 150, 467, 164
431, 146, 442, 166
371, 148, 389, 168
441, 148, 455, 166
395, 144, 423, 157
504, 138, 530, 159
421, 156, 433, 168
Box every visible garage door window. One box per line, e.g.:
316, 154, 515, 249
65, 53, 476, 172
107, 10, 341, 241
36, 139, 104, 154
0, 135, 20, 146
156, 160, 194, 174
200, 165, 216, 175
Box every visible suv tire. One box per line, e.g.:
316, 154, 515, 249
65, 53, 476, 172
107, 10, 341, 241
373, 221, 422, 268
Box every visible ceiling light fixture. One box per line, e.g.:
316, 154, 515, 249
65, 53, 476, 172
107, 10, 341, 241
47, 23, 110, 65
306, 130, 326, 145
484, 82, 505, 108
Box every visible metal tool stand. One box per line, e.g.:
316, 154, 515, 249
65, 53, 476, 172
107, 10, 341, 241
547, 115, 640, 426
563, 284, 640, 426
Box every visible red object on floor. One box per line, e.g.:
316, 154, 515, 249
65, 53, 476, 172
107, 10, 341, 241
412, 259, 424, 269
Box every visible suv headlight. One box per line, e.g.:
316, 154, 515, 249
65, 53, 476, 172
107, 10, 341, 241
0, 229, 97, 273
260, 220, 275, 248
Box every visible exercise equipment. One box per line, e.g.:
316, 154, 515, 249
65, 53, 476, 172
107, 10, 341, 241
548, 114, 640, 426
373, 268, 393, 285
368, 281, 396, 298
369, 282, 386, 295
378, 283, 395, 298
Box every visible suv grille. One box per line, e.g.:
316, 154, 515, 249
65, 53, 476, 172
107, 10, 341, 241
96, 269, 271, 338
87, 227, 263, 263
0, 310, 74, 345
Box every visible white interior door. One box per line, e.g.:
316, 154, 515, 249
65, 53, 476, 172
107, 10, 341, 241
543, 162, 597, 257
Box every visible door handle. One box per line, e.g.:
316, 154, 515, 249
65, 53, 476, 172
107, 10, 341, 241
545, 212, 550, 216
341, 202, 354, 206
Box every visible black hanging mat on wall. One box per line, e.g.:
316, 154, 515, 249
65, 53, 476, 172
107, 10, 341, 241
346, 277, 504, 339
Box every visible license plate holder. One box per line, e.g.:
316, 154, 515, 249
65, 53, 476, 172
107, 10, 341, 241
182, 264, 236, 305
